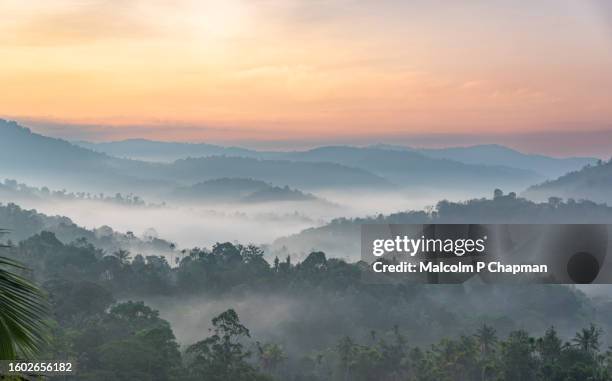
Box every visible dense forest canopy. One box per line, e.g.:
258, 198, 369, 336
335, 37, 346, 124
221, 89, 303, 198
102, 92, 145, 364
2, 224, 612, 380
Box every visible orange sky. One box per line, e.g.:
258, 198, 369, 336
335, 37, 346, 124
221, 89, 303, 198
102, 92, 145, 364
1, 0, 612, 147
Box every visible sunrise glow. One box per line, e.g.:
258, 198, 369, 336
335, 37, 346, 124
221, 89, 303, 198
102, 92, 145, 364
1, 0, 611, 150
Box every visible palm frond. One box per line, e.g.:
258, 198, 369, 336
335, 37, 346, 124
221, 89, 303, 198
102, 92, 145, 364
0, 254, 49, 359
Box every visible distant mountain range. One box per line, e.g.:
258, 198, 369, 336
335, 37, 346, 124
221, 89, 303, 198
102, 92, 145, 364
524, 159, 612, 204
75, 131, 559, 193
78, 139, 258, 162
172, 178, 324, 204
276, 146, 541, 191
0, 119, 599, 197
0, 120, 387, 194
78, 136, 595, 179
81, 139, 546, 190
372, 144, 596, 179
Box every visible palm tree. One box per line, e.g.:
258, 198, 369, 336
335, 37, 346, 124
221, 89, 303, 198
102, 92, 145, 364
475, 324, 497, 357
0, 229, 48, 359
572, 324, 601, 355
112, 249, 131, 265
337, 336, 356, 381
475, 324, 497, 381
257, 342, 286, 375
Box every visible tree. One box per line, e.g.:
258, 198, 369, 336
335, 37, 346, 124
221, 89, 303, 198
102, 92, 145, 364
257, 342, 286, 375
500, 330, 537, 381
475, 324, 497, 381
112, 249, 131, 265
548, 196, 562, 208
186, 309, 270, 381
0, 229, 48, 359
537, 326, 562, 362
572, 324, 601, 355
536, 327, 563, 381
301, 251, 327, 271
475, 324, 497, 358
337, 336, 356, 381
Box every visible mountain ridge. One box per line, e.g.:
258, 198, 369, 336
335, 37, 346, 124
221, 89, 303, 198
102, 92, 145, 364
75, 136, 595, 180
0, 119, 388, 193
524, 159, 612, 204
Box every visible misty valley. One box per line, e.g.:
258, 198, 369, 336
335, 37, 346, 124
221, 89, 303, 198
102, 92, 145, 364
2, 119, 612, 380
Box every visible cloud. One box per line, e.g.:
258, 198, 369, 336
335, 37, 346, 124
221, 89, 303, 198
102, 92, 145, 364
0, 0, 166, 46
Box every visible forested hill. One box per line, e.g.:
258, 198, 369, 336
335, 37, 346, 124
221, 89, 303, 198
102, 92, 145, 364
0, 202, 173, 255
0, 178, 150, 206
272, 191, 612, 259
525, 159, 612, 204
172, 178, 324, 204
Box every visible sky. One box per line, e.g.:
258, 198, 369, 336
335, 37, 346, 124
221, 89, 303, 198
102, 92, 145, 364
1, 0, 612, 156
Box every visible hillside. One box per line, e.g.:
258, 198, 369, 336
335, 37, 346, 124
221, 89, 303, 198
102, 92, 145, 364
271, 192, 612, 260
0, 119, 168, 193
0, 178, 149, 206
242, 185, 317, 203
164, 156, 390, 191
78, 139, 258, 162
172, 178, 321, 203
0, 202, 174, 255
410, 144, 596, 179
524, 159, 612, 204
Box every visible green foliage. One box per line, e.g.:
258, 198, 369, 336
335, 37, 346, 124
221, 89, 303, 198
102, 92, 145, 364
186, 309, 272, 381
3, 226, 612, 379
0, 256, 49, 360
63, 301, 184, 380
0, 229, 49, 360
320, 325, 612, 381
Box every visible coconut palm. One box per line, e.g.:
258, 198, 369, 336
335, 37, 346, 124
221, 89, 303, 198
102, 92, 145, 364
257, 342, 286, 374
0, 229, 48, 359
572, 324, 601, 354
475, 324, 498, 357
475, 324, 497, 381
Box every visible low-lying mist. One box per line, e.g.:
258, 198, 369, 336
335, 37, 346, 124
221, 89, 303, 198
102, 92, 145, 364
141, 283, 612, 357
10, 188, 475, 251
